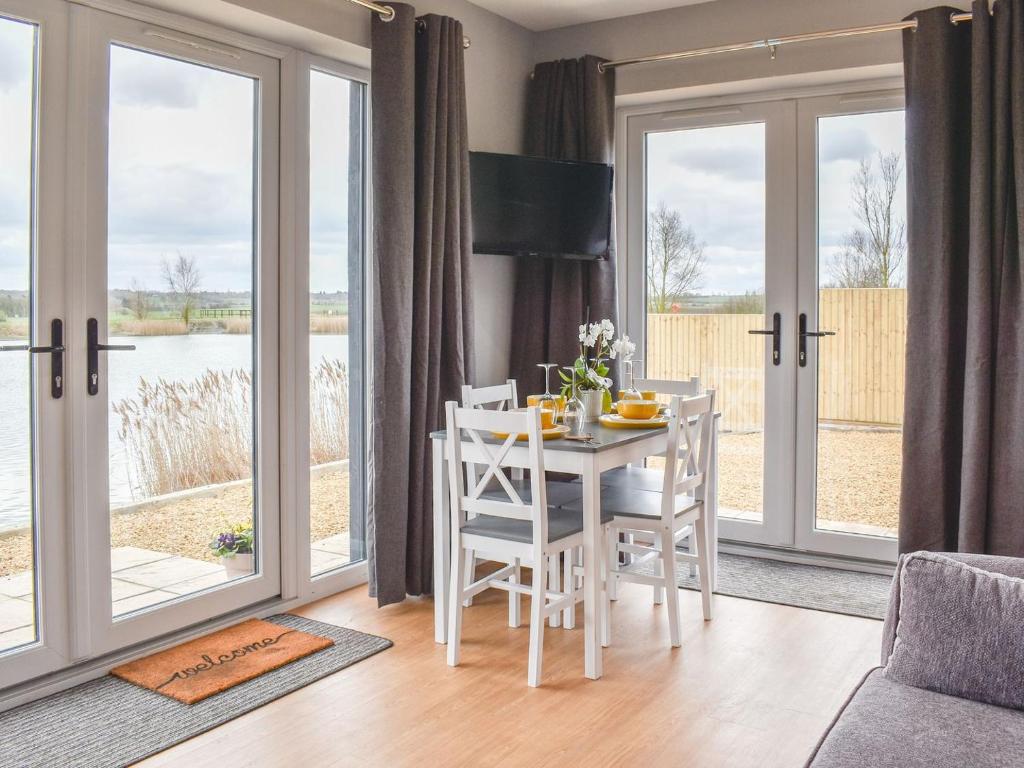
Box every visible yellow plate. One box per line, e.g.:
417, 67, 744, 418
599, 414, 670, 430
491, 425, 570, 441
611, 401, 667, 415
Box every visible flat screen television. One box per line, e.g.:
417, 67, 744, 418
469, 152, 613, 260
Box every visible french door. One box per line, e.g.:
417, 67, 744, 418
625, 88, 904, 563
73, 7, 281, 654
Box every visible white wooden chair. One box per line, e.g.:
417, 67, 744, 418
606, 375, 702, 591
444, 402, 610, 686
460, 381, 583, 626
565, 391, 715, 647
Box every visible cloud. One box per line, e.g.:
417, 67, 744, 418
668, 145, 764, 182
819, 126, 876, 163
109, 47, 204, 109
0, 22, 33, 91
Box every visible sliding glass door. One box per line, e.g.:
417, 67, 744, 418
75, 7, 281, 653
625, 88, 903, 563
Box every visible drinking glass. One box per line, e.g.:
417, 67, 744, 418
562, 365, 586, 435
536, 362, 560, 420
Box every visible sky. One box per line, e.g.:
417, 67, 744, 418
646, 110, 906, 296
0, 26, 355, 298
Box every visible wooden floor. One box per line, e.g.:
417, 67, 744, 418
140, 580, 882, 768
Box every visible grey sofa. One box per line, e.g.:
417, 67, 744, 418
806, 552, 1024, 768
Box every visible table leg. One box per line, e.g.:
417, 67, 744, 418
582, 455, 603, 680
432, 438, 449, 644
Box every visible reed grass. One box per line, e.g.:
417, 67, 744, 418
113, 361, 350, 498
310, 315, 348, 334
112, 318, 188, 336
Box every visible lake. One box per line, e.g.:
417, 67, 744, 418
0, 333, 348, 532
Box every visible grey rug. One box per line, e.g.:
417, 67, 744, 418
634, 552, 892, 619
0, 614, 391, 768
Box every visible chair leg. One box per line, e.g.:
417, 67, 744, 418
563, 548, 576, 628
548, 553, 561, 628
694, 514, 713, 621
447, 544, 468, 667
661, 529, 681, 648
462, 550, 476, 607
652, 533, 665, 605
528, 554, 548, 687
600, 527, 611, 648
688, 529, 697, 577
509, 557, 522, 628
607, 529, 619, 602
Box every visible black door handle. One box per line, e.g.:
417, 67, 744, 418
798, 312, 836, 367
0, 319, 64, 398
748, 311, 781, 366
87, 318, 136, 396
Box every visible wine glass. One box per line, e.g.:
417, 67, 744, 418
562, 365, 586, 434
536, 362, 559, 420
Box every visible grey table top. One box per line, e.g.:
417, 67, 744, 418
429, 421, 668, 453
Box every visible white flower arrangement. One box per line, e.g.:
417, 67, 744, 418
561, 317, 617, 398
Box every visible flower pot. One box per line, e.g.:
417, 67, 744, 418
581, 390, 605, 421
219, 552, 254, 575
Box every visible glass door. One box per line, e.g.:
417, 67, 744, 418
0, 0, 69, 688
75, 8, 281, 653
625, 101, 798, 548
794, 93, 903, 561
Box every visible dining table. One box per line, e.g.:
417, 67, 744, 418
430, 412, 720, 680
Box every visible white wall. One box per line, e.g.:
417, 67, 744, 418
533, 0, 970, 100
143, 0, 534, 385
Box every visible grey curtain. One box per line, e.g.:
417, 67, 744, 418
509, 56, 617, 395
900, 1, 1024, 556
369, 4, 474, 605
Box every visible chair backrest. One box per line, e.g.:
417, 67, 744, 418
659, 390, 715, 520
461, 380, 520, 483
461, 379, 519, 410
444, 402, 549, 554
634, 376, 701, 398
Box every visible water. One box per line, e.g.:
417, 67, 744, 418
0, 333, 348, 532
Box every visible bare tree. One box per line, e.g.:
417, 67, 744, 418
646, 202, 706, 313
162, 252, 202, 326
127, 278, 150, 320
830, 152, 906, 288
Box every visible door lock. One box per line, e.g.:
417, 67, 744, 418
87, 318, 136, 396
798, 312, 836, 367
0, 319, 65, 398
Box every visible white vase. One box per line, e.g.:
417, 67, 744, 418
220, 553, 254, 575
581, 390, 605, 421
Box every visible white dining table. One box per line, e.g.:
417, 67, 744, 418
430, 414, 719, 680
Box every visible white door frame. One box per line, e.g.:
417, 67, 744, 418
70, 4, 282, 656
0, 0, 72, 689
793, 90, 903, 562
623, 100, 798, 548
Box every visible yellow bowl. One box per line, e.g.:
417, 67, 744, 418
618, 391, 642, 401
616, 400, 660, 420
640, 390, 657, 401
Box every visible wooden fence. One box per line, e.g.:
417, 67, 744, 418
646, 288, 907, 431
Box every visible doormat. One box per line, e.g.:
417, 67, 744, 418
111, 617, 334, 704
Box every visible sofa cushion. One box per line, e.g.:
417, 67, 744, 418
882, 552, 1024, 710
807, 668, 1024, 768
881, 552, 1024, 665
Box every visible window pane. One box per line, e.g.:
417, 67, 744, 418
309, 70, 365, 576
0, 16, 37, 651
106, 46, 258, 615
815, 110, 906, 538
645, 123, 767, 522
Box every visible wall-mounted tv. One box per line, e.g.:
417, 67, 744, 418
469, 152, 613, 260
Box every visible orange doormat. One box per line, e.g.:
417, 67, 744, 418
111, 618, 334, 704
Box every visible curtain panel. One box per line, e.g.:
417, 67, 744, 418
900, 0, 1024, 555
369, 4, 474, 605
509, 56, 618, 395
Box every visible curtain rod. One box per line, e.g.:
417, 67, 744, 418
572, 10, 975, 74
344, 0, 472, 48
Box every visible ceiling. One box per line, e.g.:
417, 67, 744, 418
469, 0, 716, 32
